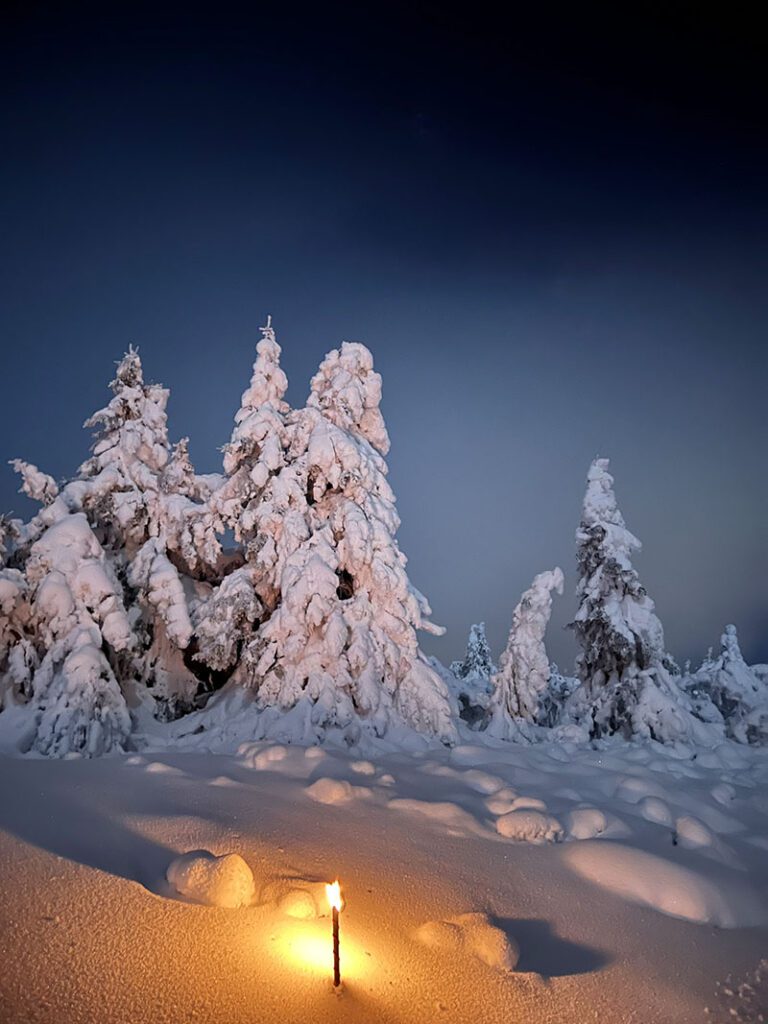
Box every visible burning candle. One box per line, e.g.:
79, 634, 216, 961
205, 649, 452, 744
325, 880, 342, 987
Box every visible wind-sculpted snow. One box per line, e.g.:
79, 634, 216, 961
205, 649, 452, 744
414, 912, 519, 972
563, 842, 766, 927
487, 567, 564, 736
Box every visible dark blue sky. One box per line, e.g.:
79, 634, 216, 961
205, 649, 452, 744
1, 3, 766, 668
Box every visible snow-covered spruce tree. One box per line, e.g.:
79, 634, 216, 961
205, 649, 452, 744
450, 623, 496, 726
451, 622, 496, 681
239, 341, 456, 745
78, 349, 222, 718
486, 568, 564, 738
568, 458, 704, 743
199, 318, 294, 676
687, 625, 767, 745
22, 512, 133, 755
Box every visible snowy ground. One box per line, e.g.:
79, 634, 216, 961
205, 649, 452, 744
1, 738, 767, 1023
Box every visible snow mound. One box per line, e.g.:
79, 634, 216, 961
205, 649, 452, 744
711, 782, 736, 806
461, 769, 505, 794
239, 744, 289, 770
495, 809, 564, 843
278, 886, 324, 920
304, 777, 371, 805
484, 787, 518, 815
414, 912, 518, 972
144, 762, 182, 776
166, 850, 255, 908
566, 807, 609, 840
639, 796, 673, 826
563, 842, 767, 927
674, 815, 714, 849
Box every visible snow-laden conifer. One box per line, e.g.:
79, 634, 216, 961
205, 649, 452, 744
451, 622, 496, 681
242, 342, 456, 745
687, 625, 767, 745
199, 319, 296, 675
79, 347, 171, 547
23, 513, 134, 755
450, 623, 496, 725
569, 458, 703, 743
214, 316, 290, 544
81, 351, 224, 715
487, 568, 564, 737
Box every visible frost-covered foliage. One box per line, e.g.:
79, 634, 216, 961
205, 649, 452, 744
450, 623, 496, 725
568, 459, 704, 744
0, 323, 455, 754
487, 568, 564, 737
685, 626, 768, 746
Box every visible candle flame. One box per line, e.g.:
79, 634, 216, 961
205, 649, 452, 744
325, 879, 342, 912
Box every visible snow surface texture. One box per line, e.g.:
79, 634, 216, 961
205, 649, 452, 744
0, 739, 766, 1023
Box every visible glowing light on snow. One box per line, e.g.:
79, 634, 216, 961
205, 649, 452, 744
274, 919, 369, 985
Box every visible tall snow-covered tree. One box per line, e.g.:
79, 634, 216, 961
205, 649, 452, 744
240, 341, 456, 745
450, 623, 496, 726
200, 318, 294, 675
79, 349, 223, 717
487, 567, 564, 737
569, 458, 701, 743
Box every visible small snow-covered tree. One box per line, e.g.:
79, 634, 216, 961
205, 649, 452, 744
569, 458, 702, 743
240, 342, 456, 745
688, 625, 767, 745
487, 568, 564, 737
451, 623, 496, 681
450, 623, 496, 725
23, 513, 134, 755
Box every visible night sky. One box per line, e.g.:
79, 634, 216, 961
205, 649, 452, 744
1, 3, 766, 669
